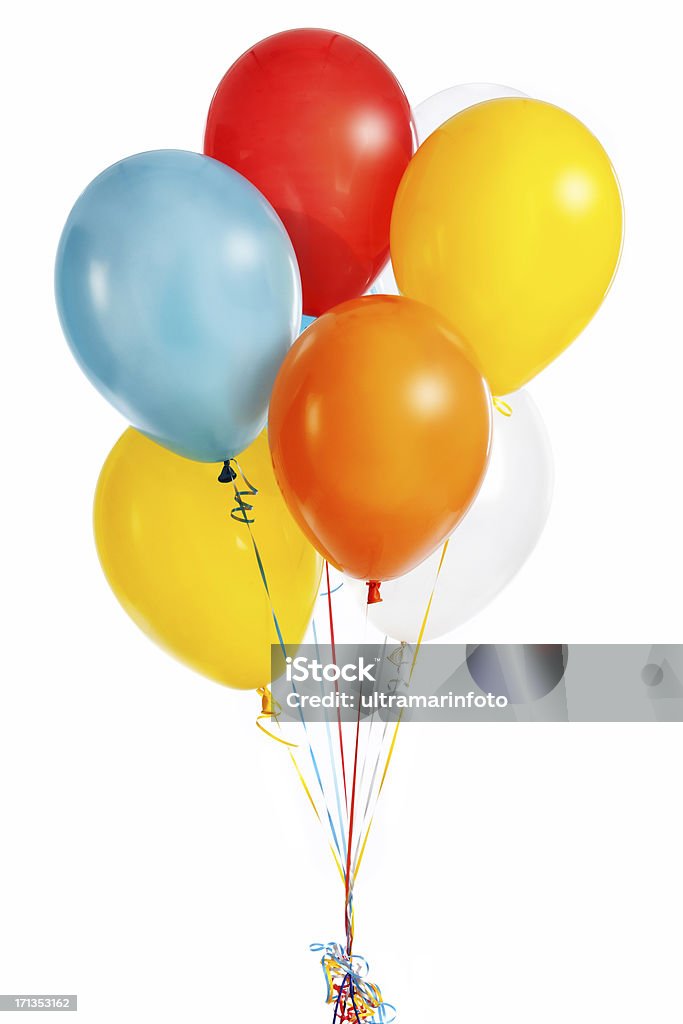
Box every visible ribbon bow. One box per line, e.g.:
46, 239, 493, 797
310, 942, 396, 1024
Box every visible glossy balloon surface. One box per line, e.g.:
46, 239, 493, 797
56, 150, 301, 461
268, 295, 492, 582
391, 99, 623, 395
347, 391, 553, 639
94, 429, 322, 688
205, 29, 414, 316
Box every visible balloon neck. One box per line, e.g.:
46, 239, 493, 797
366, 580, 383, 604
257, 685, 274, 716
218, 459, 237, 483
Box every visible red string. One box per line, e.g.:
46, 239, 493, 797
344, 677, 364, 955
325, 561, 348, 809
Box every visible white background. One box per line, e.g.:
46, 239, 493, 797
1, 0, 682, 1021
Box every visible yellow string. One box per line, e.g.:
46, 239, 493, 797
256, 685, 346, 884
287, 746, 346, 885
407, 538, 449, 680
493, 396, 512, 417
353, 818, 374, 882
258, 535, 449, 896
352, 539, 450, 887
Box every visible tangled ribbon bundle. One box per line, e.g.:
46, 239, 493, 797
311, 943, 396, 1024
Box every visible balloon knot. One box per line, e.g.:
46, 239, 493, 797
218, 459, 237, 483
366, 580, 382, 604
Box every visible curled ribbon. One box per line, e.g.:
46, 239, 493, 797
310, 942, 396, 1024
225, 459, 259, 524
255, 686, 297, 747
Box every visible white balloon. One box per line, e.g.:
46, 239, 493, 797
413, 82, 526, 144
346, 391, 553, 642
372, 83, 526, 296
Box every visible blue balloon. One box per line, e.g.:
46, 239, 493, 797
55, 150, 301, 461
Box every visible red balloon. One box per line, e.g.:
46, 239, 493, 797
204, 29, 414, 316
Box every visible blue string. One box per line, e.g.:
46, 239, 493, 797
313, 617, 348, 866
320, 581, 344, 597
230, 463, 343, 861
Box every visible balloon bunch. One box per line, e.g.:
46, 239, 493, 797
55, 26, 623, 1022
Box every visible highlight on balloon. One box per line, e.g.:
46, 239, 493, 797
55, 26, 623, 1023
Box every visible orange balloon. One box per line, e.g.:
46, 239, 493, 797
268, 296, 492, 589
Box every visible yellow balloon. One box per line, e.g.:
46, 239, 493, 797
390, 98, 623, 395
94, 429, 322, 689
